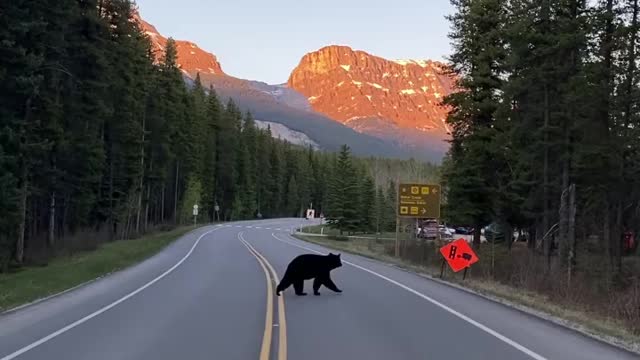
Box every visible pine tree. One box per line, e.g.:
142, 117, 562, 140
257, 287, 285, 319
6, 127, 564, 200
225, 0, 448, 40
101, 0, 154, 238
201, 88, 220, 221
359, 175, 376, 232
385, 179, 398, 232
214, 100, 240, 219
443, 0, 508, 244
286, 176, 301, 217
266, 141, 284, 216
327, 145, 360, 234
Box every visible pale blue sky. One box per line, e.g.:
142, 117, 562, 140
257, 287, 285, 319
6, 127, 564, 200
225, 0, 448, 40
136, 0, 454, 84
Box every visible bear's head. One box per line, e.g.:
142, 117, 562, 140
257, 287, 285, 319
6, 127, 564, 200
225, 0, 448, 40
328, 253, 342, 269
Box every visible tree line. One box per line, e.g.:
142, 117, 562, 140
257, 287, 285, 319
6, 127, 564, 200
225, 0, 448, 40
442, 0, 640, 277
0, 0, 437, 271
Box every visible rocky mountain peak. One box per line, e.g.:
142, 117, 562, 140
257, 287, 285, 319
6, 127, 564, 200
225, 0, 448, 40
287, 46, 455, 140
134, 13, 225, 77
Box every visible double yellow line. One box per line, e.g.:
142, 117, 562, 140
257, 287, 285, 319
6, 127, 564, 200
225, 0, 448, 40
238, 232, 287, 360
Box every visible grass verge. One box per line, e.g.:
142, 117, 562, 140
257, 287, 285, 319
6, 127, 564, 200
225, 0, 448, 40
293, 233, 640, 353
0, 226, 197, 313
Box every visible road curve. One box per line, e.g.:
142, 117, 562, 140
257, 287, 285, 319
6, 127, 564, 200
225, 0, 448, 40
0, 219, 636, 360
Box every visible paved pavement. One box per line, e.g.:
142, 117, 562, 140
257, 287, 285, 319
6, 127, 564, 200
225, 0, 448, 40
0, 218, 637, 360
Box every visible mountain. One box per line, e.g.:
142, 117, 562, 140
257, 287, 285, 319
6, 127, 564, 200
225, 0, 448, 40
139, 18, 224, 76
288, 45, 455, 155
136, 14, 446, 161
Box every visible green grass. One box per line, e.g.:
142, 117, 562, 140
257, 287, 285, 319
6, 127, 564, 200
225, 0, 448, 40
299, 224, 410, 241
0, 226, 197, 312
293, 233, 640, 352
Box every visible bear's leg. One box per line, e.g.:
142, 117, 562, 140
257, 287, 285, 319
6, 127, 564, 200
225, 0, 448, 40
322, 275, 342, 293
293, 279, 307, 296
313, 277, 322, 295
276, 278, 291, 296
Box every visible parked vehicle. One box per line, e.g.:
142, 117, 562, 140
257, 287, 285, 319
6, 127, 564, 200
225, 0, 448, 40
439, 225, 454, 239
455, 226, 474, 235
483, 222, 520, 243
483, 222, 508, 243
417, 219, 439, 239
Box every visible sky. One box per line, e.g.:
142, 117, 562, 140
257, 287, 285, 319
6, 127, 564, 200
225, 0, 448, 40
136, 0, 455, 85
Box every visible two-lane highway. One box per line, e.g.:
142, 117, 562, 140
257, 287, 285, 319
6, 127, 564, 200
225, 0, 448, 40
0, 219, 637, 360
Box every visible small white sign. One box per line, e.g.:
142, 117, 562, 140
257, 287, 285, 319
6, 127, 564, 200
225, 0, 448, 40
306, 209, 315, 219
193, 204, 199, 216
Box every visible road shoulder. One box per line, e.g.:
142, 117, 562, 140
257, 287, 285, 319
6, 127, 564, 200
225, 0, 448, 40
0, 226, 200, 314
292, 232, 640, 356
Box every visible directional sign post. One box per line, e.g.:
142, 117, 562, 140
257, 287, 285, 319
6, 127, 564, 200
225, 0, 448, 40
394, 183, 441, 257
439, 238, 479, 279
397, 184, 441, 218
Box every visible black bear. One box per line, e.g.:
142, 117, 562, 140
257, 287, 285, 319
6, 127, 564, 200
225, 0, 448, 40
276, 253, 343, 296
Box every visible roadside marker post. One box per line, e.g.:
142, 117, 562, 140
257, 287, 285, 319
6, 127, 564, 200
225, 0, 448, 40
193, 204, 199, 226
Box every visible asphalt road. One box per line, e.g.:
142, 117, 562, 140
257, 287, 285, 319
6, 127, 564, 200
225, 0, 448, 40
0, 218, 637, 360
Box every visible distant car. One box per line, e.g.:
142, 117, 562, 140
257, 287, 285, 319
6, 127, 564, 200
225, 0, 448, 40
455, 226, 474, 235
439, 225, 454, 239
483, 223, 506, 242
418, 220, 439, 239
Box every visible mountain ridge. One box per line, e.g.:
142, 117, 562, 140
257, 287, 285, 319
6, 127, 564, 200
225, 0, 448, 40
287, 45, 454, 153
135, 13, 449, 161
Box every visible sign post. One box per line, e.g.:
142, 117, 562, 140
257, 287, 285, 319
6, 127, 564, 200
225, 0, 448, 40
439, 238, 479, 278
396, 183, 441, 257
193, 204, 199, 226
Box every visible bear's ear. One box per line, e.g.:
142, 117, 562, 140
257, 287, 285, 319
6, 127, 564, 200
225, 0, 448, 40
329, 252, 334, 256
337, 253, 341, 258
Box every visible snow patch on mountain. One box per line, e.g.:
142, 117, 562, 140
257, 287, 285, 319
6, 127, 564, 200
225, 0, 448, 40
255, 120, 319, 149
394, 59, 430, 68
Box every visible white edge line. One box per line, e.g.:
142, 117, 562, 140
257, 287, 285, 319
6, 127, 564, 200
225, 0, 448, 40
1, 227, 219, 360
270, 233, 547, 360
2, 226, 207, 316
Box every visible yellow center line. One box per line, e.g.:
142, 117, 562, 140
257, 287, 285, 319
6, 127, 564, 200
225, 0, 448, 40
238, 232, 273, 360
245, 243, 287, 360
238, 232, 288, 360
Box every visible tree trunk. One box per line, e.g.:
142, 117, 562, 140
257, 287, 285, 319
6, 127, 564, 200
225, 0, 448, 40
613, 202, 623, 272
473, 224, 481, 246
567, 184, 576, 285
144, 157, 152, 231
16, 95, 34, 265
108, 142, 115, 240
528, 224, 537, 250
48, 190, 56, 248
16, 174, 27, 264
174, 161, 179, 224
135, 112, 146, 235
543, 82, 551, 265
604, 201, 611, 263
161, 182, 166, 223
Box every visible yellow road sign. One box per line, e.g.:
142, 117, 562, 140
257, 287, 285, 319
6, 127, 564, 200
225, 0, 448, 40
397, 183, 441, 218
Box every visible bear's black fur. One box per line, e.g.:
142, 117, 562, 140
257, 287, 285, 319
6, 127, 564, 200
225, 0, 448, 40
276, 253, 343, 296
